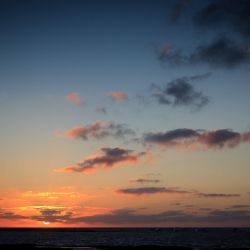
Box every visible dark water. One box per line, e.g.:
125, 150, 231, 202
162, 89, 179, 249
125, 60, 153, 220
0, 228, 250, 249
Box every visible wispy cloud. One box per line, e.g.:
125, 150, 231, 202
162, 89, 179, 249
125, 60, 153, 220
116, 186, 240, 198
130, 178, 161, 184
63, 121, 135, 140
58, 147, 145, 173
106, 91, 128, 102
116, 187, 190, 196
65, 92, 82, 105
196, 193, 240, 198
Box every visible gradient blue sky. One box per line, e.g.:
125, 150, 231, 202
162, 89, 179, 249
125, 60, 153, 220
1, 0, 250, 227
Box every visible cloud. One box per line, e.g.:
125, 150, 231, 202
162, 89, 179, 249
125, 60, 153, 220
116, 186, 239, 198
198, 129, 241, 148
38, 208, 62, 216
71, 208, 250, 225
2, 206, 250, 226
226, 205, 250, 209
196, 193, 240, 198
31, 208, 73, 223
116, 187, 190, 196
161, 1, 250, 69
106, 91, 128, 102
65, 121, 135, 140
65, 92, 82, 105
0, 211, 26, 220
193, 0, 250, 37
72, 208, 193, 225
144, 128, 199, 147
159, 37, 250, 68
60, 147, 145, 173
191, 37, 250, 68
144, 128, 250, 149
96, 106, 107, 114
130, 178, 160, 184
151, 76, 209, 109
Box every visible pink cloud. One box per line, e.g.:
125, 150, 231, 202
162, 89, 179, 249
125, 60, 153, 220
106, 91, 128, 102
66, 122, 105, 139
65, 92, 82, 105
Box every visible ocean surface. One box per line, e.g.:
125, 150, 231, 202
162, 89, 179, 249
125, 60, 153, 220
0, 228, 250, 249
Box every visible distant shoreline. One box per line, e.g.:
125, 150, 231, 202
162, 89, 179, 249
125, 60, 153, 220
0, 227, 249, 231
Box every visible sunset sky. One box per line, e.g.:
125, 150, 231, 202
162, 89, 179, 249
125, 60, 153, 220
1, 0, 250, 227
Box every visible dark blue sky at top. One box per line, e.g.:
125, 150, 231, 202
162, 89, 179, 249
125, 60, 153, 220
0, 0, 250, 134
0, 0, 203, 93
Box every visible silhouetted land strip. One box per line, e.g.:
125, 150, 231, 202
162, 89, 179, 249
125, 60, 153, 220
1, 228, 250, 249
1, 244, 250, 250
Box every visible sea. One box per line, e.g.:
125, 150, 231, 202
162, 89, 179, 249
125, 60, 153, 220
0, 228, 250, 249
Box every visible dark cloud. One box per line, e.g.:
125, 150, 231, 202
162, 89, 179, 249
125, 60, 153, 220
65, 121, 135, 140
151, 77, 209, 109
159, 37, 250, 69
197, 193, 240, 198
144, 128, 249, 149
38, 208, 62, 216
199, 129, 241, 148
162, 0, 250, 69
144, 128, 199, 146
31, 209, 73, 223
193, 0, 250, 37
0, 211, 26, 220
117, 187, 190, 196
191, 37, 250, 68
130, 178, 160, 184
116, 185, 241, 198
61, 147, 144, 173
72, 208, 194, 224
71, 208, 250, 225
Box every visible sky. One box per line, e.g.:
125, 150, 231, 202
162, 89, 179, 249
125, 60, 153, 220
0, 0, 250, 227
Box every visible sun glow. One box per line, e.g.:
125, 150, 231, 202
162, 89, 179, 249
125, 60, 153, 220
43, 221, 50, 225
